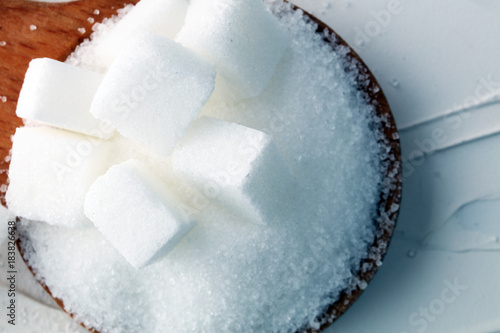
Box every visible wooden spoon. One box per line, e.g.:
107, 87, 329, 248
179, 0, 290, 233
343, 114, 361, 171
2, 1, 402, 332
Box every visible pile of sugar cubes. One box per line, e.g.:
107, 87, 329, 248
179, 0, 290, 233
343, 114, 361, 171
7, 0, 293, 269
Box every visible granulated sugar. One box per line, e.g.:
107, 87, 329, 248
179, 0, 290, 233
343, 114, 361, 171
17, 1, 385, 332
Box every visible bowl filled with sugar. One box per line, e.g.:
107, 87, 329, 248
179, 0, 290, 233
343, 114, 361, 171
1, 0, 401, 331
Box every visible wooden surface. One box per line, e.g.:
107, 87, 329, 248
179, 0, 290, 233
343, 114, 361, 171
0, 0, 139, 204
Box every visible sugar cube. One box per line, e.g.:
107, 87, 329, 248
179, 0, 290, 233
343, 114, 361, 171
176, 0, 288, 100
94, 0, 188, 67
90, 33, 216, 157
16, 58, 112, 139
6, 126, 120, 228
84, 159, 196, 269
172, 117, 294, 225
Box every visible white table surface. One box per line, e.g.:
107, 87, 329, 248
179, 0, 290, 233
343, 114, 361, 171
1, 0, 500, 332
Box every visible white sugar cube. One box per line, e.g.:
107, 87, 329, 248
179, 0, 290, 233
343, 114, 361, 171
90, 33, 216, 157
6, 126, 120, 228
84, 159, 196, 269
176, 0, 288, 100
172, 117, 294, 225
16, 58, 112, 139
94, 0, 188, 67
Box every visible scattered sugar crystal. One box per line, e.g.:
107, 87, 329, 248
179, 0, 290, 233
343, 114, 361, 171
356, 39, 366, 48
90, 33, 216, 156
78, 27, 86, 34
84, 159, 196, 269
17, 2, 387, 332
87, 17, 95, 24
16, 58, 113, 139
94, 9, 100, 15
1, 96, 6, 103
94, 0, 188, 67
0, 41, 6, 46
6, 126, 121, 229
407, 250, 417, 258
29, 25, 37, 31
358, 280, 368, 290
172, 117, 295, 225
176, 0, 288, 100
390, 203, 400, 212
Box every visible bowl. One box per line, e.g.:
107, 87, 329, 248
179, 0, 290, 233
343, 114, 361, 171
1, 1, 402, 331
